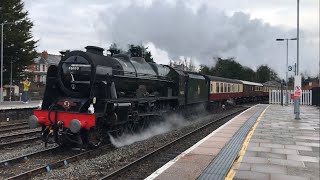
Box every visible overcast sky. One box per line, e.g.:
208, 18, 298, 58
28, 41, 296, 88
24, 0, 319, 78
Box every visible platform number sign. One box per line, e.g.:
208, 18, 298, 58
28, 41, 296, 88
288, 66, 293, 71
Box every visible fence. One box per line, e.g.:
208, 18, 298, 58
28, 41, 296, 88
269, 90, 312, 105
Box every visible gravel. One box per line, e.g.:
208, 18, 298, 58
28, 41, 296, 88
0, 140, 57, 162
32, 107, 246, 180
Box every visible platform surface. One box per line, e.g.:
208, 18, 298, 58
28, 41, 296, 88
146, 104, 268, 180
231, 105, 319, 180
146, 104, 319, 180
0, 101, 41, 110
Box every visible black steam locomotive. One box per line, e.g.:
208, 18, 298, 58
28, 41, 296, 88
28, 46, 208, 148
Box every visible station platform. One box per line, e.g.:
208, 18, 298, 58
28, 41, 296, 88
146, 104, 319, 180
0, 101, 41, 110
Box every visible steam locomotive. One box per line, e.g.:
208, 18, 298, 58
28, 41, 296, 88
28, 46, 274, 148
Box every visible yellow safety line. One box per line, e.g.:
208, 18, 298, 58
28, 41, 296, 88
225, 105, 269, 180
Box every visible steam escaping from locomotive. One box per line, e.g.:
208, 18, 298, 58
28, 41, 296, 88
110, 113, 187, 147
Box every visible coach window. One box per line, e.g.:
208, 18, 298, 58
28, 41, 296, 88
210, 83, 213, 93
220, 83, 223, 93
227, 84, 230, 92
216, 82, 219, 93
224, 83, 227, 93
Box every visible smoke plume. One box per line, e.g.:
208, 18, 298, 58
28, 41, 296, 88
96, 0, 319, 77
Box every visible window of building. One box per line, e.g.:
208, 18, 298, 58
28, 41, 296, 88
36, 65, 40, 71
43, 64, 45, 72
34, 75, 37, 82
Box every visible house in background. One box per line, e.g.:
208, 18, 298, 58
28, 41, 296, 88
25, 51, 61, 84
19, 51, 61, 100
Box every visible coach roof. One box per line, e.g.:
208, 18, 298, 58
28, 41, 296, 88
205, 75, 242, 84
240, 80, 263, 86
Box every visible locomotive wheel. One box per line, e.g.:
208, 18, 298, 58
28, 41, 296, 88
88, 128, 103, 148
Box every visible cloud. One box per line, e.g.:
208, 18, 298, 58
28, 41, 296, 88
95, 1, 319, 77
23, 0, 319, 78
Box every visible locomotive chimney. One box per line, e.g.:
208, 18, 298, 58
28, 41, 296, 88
85, 46, 104, 55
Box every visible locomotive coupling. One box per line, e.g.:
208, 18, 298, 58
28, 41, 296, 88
28, 115, 39, 129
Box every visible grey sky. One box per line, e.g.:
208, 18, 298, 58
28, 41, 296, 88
24, 0, 319, 78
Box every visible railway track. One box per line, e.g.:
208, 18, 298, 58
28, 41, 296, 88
0, 129, 42, 144
0, 106, 248, 179
0, 122, 28, 128
1, 144, 114, 180
0, 122, 29, 134
0, 137, 41, 150
99, 107, 247, 180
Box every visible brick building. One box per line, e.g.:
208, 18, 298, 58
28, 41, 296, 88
25, 51, 61, 84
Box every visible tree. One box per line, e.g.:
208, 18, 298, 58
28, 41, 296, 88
169, 57, 196, 72
241, 67, 256, 81
144, 49, 154, 63
0, 0, 38, 85
128, 44, 154, 63
256, 65, 280, 83
108, 43, 121, 56
210, 57, 244, 79
199, 65, 212, 75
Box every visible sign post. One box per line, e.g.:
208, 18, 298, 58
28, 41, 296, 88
294, 75, 301, 119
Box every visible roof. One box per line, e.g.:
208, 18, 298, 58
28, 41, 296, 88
205, 75, 242, 84
33, 54, 61, 65
240, 80, 263, 86
263, 81, 281, 87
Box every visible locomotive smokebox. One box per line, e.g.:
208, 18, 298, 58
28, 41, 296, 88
85, 46, 104, 56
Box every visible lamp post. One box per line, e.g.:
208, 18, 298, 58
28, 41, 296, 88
276, 38, 297, 106
9, 60, 12, 101
1, 21, 18, 102
295, 0, 300, 119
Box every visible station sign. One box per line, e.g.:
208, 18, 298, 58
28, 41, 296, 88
294, 75, 301, 98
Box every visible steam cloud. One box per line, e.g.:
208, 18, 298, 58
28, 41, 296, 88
110, 114, 187, 147
96, 1, 318, 77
